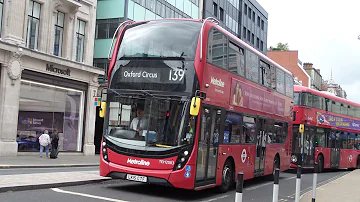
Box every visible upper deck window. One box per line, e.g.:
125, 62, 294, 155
285, 74, 293, 97
208, 28, 228, 69
245, 50, 259, 83
276, 69, 285, 94
118, 20, 202, 60
294, 92, 300, 105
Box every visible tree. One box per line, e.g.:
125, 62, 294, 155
269, 42, 289, 51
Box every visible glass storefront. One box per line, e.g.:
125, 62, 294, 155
17, 80, 84, 152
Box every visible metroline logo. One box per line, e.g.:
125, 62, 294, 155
127, 158, 150, 166
210, 77, 225, 88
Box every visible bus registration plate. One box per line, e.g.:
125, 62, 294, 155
126, 174, 147, 182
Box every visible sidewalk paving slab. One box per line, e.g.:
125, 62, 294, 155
0, 170, 110, 193
0, 154, 100, 169
300, 169, 360, 202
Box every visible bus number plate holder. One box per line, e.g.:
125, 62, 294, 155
126, 174, 147, 182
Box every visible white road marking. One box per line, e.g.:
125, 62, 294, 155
245, 176, 296, 191
51, 188, 130, 202
200, 195, 229, 202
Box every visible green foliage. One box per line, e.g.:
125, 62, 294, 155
269, 42, 289, 51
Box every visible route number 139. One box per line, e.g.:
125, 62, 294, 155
169, 69, 184, 82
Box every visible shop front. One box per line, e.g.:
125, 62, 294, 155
0, 46, 103, 156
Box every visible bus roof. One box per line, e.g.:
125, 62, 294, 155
127, 18, 293, 77
294, 85, 360, 108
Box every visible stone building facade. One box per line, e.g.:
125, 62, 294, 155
0, 0, 103, 156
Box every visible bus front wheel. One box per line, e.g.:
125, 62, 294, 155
317, 155, 324, 173
217, 160, 234, 193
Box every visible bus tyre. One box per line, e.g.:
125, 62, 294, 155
317, 155, 324, 173
356, 156, 360, 169
218, 160, 233, 193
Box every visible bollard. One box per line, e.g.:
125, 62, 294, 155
312, 162, 319, 202
295, 165, 302, 202
272, 168, 280, 202
235, 172, 244, 202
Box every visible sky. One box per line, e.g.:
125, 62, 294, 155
256, 0, 360, 103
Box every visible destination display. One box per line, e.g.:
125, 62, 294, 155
317, 112, 360, 131
118, 67, 185, 84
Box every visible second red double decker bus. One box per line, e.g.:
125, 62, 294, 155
291, 85, 360, 172
99, 17, 294, 192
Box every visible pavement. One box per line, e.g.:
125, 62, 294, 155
0, 154, 110, 193
300, 169, 360, 202
0, 153, 100, 168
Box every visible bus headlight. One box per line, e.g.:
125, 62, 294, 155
291, 155, 297, 163
102, 139, 110, 162
173, 147, 192, 171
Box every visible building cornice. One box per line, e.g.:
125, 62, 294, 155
0, 40, 104, 75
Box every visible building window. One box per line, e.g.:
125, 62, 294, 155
53, 11, 65, 57
243, 27, 246, 39
260, 40, 263, 51
247, 30, 250, 41
257, 16, 260, 26
252, 11, 255, 22
0, 0, 4, 37
213, 2, 218, 17
219, 7, 224, 21
248, 8, 251, 18
94, 58, 109, 83
95, 18, 122, 39
26, 0, 41, 50
76, 19, 86, 62
244, 4, 247, 15
251, 33, 254, 44
18, 80, 85, 152
256, 37, 259, 48
261, 20, 264, 30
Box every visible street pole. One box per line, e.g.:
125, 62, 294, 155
295, 164, 302, 202
312, 162, 319, 202
272, 168, 280, 202
235, 172, 244, 202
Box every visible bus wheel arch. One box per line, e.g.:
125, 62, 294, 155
217, 157, 235, 193
317, 153, 324, 173
356, 155, 360, 169
269, 154, 280, 180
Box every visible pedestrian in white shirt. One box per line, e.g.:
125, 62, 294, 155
39, 130, 51, 158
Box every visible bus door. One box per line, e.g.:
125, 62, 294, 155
254, 118, 267, 176
195, 106, 222, 187
329, 130, 340, 168
303, 127, 315, 167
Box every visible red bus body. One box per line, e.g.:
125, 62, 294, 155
100, 18, 294, 191
291, 85, 360, 171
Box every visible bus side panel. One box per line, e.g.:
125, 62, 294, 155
216, 144, 255, 185
340, 149, 356, 168
263, 144, 288, 175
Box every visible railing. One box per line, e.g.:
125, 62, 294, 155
199, 17, 219, 62
107, 20, 133, 60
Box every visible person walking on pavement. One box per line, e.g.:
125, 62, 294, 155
50, 129, 60, 159
39, 130, 51, 158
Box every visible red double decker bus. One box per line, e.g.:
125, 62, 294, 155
291, 85, 360, 172
99, 18, 294, 192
